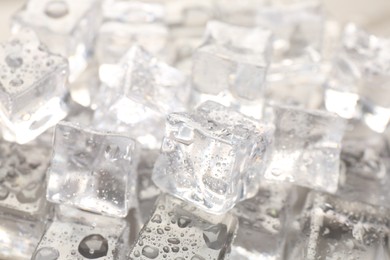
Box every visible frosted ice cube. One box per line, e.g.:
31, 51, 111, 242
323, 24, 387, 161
46, 121, 140, 217
0, 139, 51, 217
288, 192, 390, 260
0, 30, 68, 144
95, 46, 190, 150
325, 24, 390, 132
153, 101, 273, 214
12, 0, 102, 81
265, 104, 345, 193
0, 212, 46, 260
127, 194, 238, 259
192, 20, 272, 119
164, 0, 215, 27
230, 182, 293, 260
33, 205, 130, 260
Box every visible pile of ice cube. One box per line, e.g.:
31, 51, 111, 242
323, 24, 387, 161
1, 0, 390, 259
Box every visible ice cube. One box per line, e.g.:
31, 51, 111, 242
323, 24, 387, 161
287, 192, 390, 259
153, 101, 273, 214
215, 0, 263, 26
46, 121, 140, 217
12, 0, 102, 81
127, 194, 238, 259
164, 0, 215, 27
33, 205, 131, 260
325, 24, 390, 132
95, 46, 190, 150
0, 139, 51, 217
191, 20, 272, 119
264, 104, 345, 193
337, 131, 390, 208
0, 212, 47, 260
257, 0, 325, 110
0, 29, 68, 144
230, 182, 294, 260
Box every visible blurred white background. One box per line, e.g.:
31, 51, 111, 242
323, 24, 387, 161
0, 0, 390, 41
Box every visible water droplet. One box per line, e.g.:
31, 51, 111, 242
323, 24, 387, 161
167, 238, 180, 244
142, 245, 159, 259
202, 223, 228, 250
33, 247, 59, 260
78, 234, 108, 259
45, 1, 69, 18
151, 214, 162, 224
10, 78, 23, 87
177, 216, 191, 228
5, 54, 23, 68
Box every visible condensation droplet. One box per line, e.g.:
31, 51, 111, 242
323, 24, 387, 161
78, 234, 108, 259
32, 247, 59, 260
45, 0, 69, 19
142, 245, 159, 259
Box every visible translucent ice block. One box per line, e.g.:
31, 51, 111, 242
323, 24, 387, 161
33, 205, 130, 260
230, 182, 293, 260
288, 192, 390, 260
46, 121, 140, 217
215, 0, 263, 26
95, 46, 190, 150
127, 194, 238, 259
0, 30, 69, 144
0, 139, 51, 217
12, 0, 102, 81
153, 101, 273, 214
264, 104, 345, 193
325, 24, 390, 132
191, 20, 272, 119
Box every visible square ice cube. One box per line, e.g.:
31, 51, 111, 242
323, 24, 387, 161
0, 138, 51, 217
46, 121, 140, 217
95, 46, 190, 150
0, 30, 68, 144
127, 194, 238, 259
288, 192, 390, 259
264, 104, 345, 193
12, 0, 102, 81
33, 205, 130, 260
152, 101, 273, 214
325, 24, 390, 132
230, 182, 293, 259
191, 21, 272, 119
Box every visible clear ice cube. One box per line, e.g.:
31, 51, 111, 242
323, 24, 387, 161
264, 104, 345, 193
257, 0, 324, 110
288, 192, 390, 260
191, 20, 272, 119
325, 24, 390, 132
0, 138, 51, 217
0, 29, 69, 144
0, 212, 46, 260
153, 101, 273, 214
127, 194, 238, 260
12, 0, 102, 81
95, 46, 190, 150
33, 205, 130, 260
46, 121, 140, 217
337, 131, 390, 208
230, 182, 293, 260
97, 0, 170, 65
